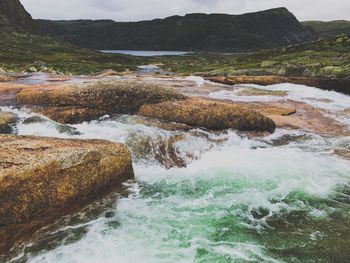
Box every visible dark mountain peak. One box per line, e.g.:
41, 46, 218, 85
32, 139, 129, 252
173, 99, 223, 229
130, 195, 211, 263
38, 6, 316, 51
259, 7, 290, 13
0, 0, 38, 33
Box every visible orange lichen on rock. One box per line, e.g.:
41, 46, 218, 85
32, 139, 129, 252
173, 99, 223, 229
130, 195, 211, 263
16, 79, 186, 123
138, 97, 276, 133
0, 135, 134, 253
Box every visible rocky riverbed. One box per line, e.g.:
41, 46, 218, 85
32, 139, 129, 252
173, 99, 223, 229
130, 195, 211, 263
0, 72, 350, 262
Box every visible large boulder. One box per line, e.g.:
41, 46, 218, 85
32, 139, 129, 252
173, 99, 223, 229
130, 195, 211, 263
16, 80, 186, 123
15, 79, 276, 133
0, 135, 134, 253
138, 98, 276, 133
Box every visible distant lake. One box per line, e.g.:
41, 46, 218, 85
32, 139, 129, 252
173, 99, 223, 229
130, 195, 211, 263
100, 50, 192, 57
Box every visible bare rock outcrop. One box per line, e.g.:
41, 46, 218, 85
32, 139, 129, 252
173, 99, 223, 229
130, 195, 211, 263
205, 76, 350, 95
16, 80, 186, 123
138, 97, 276, 133
15, 79, 276, 132
0, 135, 134, 253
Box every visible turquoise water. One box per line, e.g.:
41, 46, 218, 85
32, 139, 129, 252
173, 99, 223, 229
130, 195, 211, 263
2, 82, 350, 262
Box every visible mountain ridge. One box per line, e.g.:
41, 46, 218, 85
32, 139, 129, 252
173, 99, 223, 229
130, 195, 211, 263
0, 0, 38, 33
37, 7, 317, 51
302, 20, 350, 37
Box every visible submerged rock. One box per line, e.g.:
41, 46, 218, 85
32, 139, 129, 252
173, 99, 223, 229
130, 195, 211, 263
334, 145, 350, 160
22, 115, 81, 135
0, 112, 16, 134
0, 135, 134, 253
138, 98, 276, 133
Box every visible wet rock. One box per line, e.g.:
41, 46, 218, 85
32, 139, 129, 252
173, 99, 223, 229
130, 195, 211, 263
269, 134, 309, 146
95, 69, 130, 77
236, 87, 288, 97
0, 112, 16, 134
270, 100, 349, 136
251, 103, 296, 116
22, 116, 47, 125
16, 80, 186, 124
34, 106, 108, 125
0, 83, 30, 105
138, 98, 276, 133
15, 79, 275, 133
0, 135, 134, 253
334, 147, 350, 160
22, 115, 81, 135
205, 76, 350, 95
0, 74, 16, 82
105, 211, 115, 218
251, 207, 270, 219
126, 133, 187, 168
117, 115, 192, 131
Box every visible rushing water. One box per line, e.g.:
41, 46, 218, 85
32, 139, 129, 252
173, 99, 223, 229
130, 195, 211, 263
2, 82, 350, 263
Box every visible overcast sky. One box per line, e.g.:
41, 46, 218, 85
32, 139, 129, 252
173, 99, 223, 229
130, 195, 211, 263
21, 0, 349, 22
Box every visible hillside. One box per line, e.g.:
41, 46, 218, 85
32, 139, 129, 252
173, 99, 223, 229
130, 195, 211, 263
0, 0, 348, 80
0, 0, 38, 33
302, 20, 350, 37
37, 8, 316, 51
157, 35, 350, 80
0, 0, 144, 74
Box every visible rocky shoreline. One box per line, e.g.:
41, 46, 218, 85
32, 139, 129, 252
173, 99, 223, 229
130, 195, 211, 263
205, 75, 350, 95
0, 135, 134, 253
0, 72, 349, 255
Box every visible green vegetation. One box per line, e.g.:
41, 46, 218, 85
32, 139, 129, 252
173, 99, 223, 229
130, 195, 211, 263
0, 30, 147, 75
1, 31, 349, 78
157, 35, 350, 78
302, 20, 350, 37
0, 0, 349, 79
38, 7, 315, 51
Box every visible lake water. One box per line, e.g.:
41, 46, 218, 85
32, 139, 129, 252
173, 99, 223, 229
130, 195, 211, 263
3, 81, 350, 263
100, 50, 192, 57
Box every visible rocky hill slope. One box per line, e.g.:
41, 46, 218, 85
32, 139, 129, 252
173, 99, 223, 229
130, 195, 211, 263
0, 0, 38, 33
37, 7, 316, 51
302, 20, 350, 37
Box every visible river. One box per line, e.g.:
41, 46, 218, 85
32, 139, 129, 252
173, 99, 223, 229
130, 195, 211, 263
3, 80, 350, 263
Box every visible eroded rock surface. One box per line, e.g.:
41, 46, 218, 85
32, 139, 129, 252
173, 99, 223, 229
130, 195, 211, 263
0, 135, 134, 253
14, 79, 276, 132
138, 97, 276, 133
16, 80, 186, 123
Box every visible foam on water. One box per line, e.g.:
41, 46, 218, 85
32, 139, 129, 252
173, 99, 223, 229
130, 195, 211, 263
2, 83, 350, 262
208, 83, 350, 128
208, 83, 350, 110
22, 130, 350, 263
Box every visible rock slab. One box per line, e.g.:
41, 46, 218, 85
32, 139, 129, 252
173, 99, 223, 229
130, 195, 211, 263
139, 98, 276, 133
0, 135, 134, 253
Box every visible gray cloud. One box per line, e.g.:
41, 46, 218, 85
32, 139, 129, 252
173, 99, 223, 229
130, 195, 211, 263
21, 0, 349, 22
